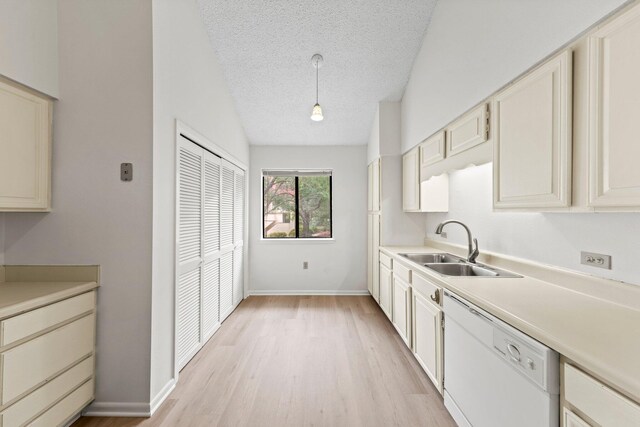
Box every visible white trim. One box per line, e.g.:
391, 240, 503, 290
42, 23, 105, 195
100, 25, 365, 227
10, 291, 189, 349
150, 378, 176, 415
176, 120, 247, 171
83, 401, 151, 417
248, 290, 370, 296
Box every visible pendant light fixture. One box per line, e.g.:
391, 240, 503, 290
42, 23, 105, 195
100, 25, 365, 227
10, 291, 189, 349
310, 54, 324, 122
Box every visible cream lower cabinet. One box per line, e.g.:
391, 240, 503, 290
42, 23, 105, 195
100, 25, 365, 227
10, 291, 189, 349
494, 49, 572, 209
392, 274, 411, 346
411, 273, 443, 393
587, 3, 640, 208
0, 78, 52, 212
0, 291, 96, 426
378, 253, 392, 320
563, 362, 640, 427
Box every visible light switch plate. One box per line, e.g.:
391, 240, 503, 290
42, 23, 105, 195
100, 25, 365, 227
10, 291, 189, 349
121, 163, 133, 181
581, 251, 611, 269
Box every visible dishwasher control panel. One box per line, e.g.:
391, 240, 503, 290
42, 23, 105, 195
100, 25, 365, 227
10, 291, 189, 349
493, 327, 550, 391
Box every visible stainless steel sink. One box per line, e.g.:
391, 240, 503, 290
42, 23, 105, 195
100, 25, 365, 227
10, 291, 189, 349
399, 252, 464, 264
424, 262, 522, 278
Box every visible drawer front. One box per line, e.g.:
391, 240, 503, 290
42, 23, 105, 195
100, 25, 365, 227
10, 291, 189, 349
0, 356, 93, 426
393, 261, 411, 284
564, 363, 640, 427
29, 379, 94, 427
412, 272, 441, 306
1, 314, 94, 405
379, 252, 393, 269
1, 292, 95, 347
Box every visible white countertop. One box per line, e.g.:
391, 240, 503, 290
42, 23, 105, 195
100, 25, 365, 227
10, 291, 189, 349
0, 281, 98, 320
380, 245, 640, 403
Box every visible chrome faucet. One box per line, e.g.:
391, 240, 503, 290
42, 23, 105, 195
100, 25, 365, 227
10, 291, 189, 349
435, 220, 479, 263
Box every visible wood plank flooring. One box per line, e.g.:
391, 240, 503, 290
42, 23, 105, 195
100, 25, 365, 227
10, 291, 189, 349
73, 296, 455, 427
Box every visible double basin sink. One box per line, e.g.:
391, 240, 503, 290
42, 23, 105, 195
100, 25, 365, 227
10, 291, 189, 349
399, 253, 522, 278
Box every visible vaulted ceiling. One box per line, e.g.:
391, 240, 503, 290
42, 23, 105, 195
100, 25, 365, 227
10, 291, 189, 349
198, 0, 437, 145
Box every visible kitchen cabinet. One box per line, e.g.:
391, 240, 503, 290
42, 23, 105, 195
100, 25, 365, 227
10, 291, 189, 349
563, 408, 591, 427
402, 148, 420, 211
367, 214, 380, 301
367, 158, 380, 212
0, 78, 52, 211
0, 291, 96, 426
563, 362, 640, 427
493, 49, 572, 209
378, 252, 392, 320
419, 131, 445, 167
411, 272, 443, 393
446, 103, 489, 157
392, 274, 411, 346
587, 3, 640, 208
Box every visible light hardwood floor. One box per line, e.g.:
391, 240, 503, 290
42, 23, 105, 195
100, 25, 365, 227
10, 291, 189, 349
73, 296, 455, 427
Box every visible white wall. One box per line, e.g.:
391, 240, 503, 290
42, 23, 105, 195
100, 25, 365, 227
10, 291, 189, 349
151, 0, 250, 401
0, 0, 59, 97
426, 164, 640, 286
3, 0, 154, 409
401, 0, 628, 153
249, 146, 367, 294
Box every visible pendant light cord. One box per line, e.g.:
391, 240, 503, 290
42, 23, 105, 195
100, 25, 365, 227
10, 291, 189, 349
315, 59, 319, 104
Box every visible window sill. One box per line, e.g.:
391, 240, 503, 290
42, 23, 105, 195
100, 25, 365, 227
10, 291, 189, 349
259, 238, 335, 244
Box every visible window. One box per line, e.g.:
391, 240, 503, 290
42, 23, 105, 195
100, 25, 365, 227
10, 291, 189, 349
263, 170, 332, 239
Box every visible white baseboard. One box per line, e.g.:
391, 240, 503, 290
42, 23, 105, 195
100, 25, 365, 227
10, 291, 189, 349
248, 289, 370, 296
150, 378, 176, 415
82, 401, 151, 417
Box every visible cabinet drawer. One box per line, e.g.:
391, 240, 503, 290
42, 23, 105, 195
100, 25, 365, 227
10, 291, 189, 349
0, 314, 94, 405
0, 356, 93, 426
412, 272, 441, 306
29, 379, 94, 427
564, 363, 640, 427
379, 252, 393, 269
393, 261, 411, 284
1, 292, 95, 347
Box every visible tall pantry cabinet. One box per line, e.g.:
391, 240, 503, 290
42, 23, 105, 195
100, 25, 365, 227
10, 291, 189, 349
176, 135, 245, 371
367, 159, 381, 301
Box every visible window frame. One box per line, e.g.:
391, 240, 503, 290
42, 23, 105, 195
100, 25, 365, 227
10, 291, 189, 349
262, 172, 333, 240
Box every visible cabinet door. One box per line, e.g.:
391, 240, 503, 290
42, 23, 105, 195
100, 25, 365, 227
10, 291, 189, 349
494, 49, 572, 209
402, 148, 420, 211
367, 163, 373, 212
412, 290, 443, 392
0, 79, 51, 211
419, 131, 445, 167
446, 103, 489, 157
372, 214, 380, 302
563, 408, 592, 427
588, 4, 640, 207
392, 275, 411, 346
372, 158, 381, 212
367, 214, 373, 296
379, 263, 392, 320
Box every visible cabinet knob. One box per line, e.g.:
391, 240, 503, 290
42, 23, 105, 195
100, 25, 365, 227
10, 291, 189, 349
431, 289, 440, 304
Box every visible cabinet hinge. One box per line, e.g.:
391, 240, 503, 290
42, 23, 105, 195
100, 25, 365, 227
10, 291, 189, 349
485, 104, 491, 139
441, 312, 445, 329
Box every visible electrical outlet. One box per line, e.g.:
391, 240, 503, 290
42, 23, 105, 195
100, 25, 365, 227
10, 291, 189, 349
303, 261, 308, 270
581, 251, 611, 270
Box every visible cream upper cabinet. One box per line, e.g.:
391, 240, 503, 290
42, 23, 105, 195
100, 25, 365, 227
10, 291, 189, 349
446, 103, 489, 157
402, 148, 420, 212
0, 78, 52, 211
588, 4, 640, 207
367, 163, 373, 212
493, 49, 572, 209
419, 131, 445, 167
372, 158, 380, 211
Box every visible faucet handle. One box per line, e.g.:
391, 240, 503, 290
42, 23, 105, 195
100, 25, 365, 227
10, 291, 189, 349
469, 238, 480, 263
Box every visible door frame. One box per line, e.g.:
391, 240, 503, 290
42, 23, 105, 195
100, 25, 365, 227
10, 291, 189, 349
173, 119, 249, 381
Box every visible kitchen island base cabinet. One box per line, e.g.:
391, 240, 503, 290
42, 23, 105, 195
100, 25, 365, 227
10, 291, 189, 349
412, 289, 443, 393
392, 276, 411, 347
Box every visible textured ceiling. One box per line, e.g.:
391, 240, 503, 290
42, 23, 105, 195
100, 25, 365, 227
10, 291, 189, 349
197, 0, 437, 145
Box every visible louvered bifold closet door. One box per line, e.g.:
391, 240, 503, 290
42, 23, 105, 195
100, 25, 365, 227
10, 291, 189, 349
202, 151, 221, 340
233, 169, 245, 305
219, 159, 236, 321
177, 138, 203, 370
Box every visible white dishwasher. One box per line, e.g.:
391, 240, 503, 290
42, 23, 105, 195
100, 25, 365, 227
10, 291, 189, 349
443, 291, 559, 427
